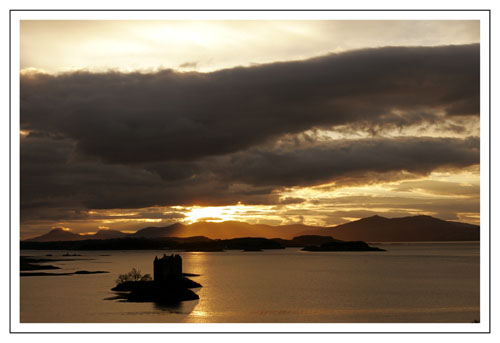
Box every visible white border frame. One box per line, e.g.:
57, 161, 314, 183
10, 9, 491, 333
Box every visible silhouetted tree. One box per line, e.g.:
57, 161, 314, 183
115, 268, 151, 285
128, 268, 142, 281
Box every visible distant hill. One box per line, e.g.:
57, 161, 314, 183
24, 215, 480, 242
167, 221, 315, 240
132, 223, 186, 238
25, 228, 86, 242
25, 221, 318, 242
26, 228, 131, 242
92, 229, 131, 240
314, 215, 480, 242
129, 221, 317, 240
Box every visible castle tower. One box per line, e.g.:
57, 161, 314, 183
153, 254, 182, 285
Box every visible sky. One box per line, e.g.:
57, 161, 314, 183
19, 20, 480, 239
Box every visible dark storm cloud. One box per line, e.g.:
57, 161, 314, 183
203, 136, 479, 188
20, 44, 480, 226
20, 135, 280, 221
21, 132, 479, 220
21, 44, 479, 164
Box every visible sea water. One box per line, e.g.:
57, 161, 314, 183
20, 243, 479, 323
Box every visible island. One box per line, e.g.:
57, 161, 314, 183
20, 256, 109, 277
111, 254, 201, 304
20, 256, 61, 271
302, 240, 385, 252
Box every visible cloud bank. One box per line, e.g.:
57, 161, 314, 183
21, 44, 479, 164
20, 44, 480, 225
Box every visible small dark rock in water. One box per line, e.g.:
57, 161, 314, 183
302, 240, 385, 252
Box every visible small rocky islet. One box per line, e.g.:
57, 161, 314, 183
111, 254, 202, 304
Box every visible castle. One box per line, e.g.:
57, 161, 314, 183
153, 253, 182, 285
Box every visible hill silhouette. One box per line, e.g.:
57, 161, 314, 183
320, 215, 479, 242
132, 223, 185, 238
171, 221, 313, 240
25, 228, 85, 242
26, 228, 132, 242
24, 215, 479, 243
92, 229, 130, 239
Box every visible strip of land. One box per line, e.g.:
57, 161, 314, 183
20, 235, 383, 252
20, 271, 109, 277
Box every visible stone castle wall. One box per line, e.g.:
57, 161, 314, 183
153, 254, 182, 284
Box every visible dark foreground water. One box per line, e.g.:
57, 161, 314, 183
20, 243, 479, 323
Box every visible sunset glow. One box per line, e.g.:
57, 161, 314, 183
14, 11, 487, 330
182, 205, 242, 223
19, 19, 480, 239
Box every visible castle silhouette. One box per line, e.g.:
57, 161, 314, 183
153, 253, 182, 285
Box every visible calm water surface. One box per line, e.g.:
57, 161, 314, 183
20, 243, 479, 323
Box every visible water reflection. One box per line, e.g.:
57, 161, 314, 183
20, 246, 479, 323
184, 252, 208, 276
182, 252, 216, 321
190, 310, 209, 318
153, 299, 198, 315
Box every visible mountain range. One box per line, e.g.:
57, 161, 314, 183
24, 215, 479, 243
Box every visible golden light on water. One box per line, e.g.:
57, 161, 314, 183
190, 310, 209, 317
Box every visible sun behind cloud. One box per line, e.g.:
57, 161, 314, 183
19, 20, 480, 238
182, 205, 244, 224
